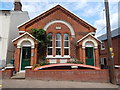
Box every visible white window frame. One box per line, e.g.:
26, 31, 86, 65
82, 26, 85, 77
101, 57, 107, 65
64, 34, 70, 57
47, 33, 53, 56
101, 41, 105, 50
55, 33, 62, 56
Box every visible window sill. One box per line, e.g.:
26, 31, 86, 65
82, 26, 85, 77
101, 48, 105, 50
46, 55, 70, 59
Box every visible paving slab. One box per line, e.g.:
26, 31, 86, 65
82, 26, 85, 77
2, 79, 119, 88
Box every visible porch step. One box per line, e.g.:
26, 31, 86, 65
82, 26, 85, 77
11, 72, 25, 79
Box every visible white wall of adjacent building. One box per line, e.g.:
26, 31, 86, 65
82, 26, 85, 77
0, 10, 29, 68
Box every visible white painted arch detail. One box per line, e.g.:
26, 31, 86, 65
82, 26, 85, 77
17, 37, 35, 48
82, 37, 98, 49
43, 20, 75, 36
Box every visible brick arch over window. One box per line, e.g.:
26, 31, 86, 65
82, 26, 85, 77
43, 20, 75, 36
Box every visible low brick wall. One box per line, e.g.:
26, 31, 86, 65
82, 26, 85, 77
0, 67, 14, 79
115, 69, 120, 84
25, 68, 109, 83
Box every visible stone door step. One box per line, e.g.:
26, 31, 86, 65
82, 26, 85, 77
11, 72, 25, 79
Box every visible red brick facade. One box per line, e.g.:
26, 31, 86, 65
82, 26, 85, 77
100, 35, 120, 67
13, 5, 101, 72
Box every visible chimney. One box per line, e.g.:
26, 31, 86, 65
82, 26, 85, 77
14, 0, 22, 11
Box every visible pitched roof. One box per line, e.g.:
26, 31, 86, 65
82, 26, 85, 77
77, 33, 102, 43
98, 27, 120, 41
12, 32, 39, 42
17, 5, 96, 30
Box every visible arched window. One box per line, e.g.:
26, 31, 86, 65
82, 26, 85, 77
56, 33, 61, 55
47, 33, 53, 55
64, 34, 69, 55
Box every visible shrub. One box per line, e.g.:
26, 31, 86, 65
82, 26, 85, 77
32, 61, 50, 70
67, 61, 83, 64
32, 64, 41, 70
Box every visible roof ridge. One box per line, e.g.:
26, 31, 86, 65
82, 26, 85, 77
17, 5, 96, 30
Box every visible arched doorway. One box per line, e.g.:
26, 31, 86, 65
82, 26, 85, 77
13, 32, 38, 72
20, 41, 31, 71
77, 33, 101, 67
85, 42, 94, 66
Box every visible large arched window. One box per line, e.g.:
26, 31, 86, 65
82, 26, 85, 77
64, 34, 69, 55
47, 33, 53, 55
56, 33, 61, 55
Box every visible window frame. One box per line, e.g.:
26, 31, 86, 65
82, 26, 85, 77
101, 41, 105, 50
47, 33, 53, 56
55, 33, 62, 56
101, 57, 107, 65
64, 33, 70, 56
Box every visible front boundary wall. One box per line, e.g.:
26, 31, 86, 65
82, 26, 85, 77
0, 67, 15, 79
25, 68, 110, 83
1, 67, 119, 84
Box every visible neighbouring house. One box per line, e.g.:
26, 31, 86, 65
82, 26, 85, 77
98, 27, 120, 69
0, 1, 29, 68
12, 4, 101, 72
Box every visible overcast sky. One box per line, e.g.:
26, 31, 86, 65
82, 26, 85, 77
0, 0, 119, 37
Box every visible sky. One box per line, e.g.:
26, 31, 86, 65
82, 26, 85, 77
0, 0, 119, 37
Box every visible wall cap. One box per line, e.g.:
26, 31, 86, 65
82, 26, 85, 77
1, 69, 5, 71
25, 66, 32, 69
115, 65, 120, 68
5, 66, 14, 69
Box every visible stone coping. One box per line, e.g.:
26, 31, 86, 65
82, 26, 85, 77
5, 66, 14, 69
25, 66, 32, 69
115, 65, 120, 68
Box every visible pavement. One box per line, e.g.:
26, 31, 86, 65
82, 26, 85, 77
2, 79, 119, 88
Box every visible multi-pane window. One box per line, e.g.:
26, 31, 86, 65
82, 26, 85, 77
101, 41, 105, 50
56, 33, 61, 55
64, 34, 69, 55
47, 33, 70, 57
47, 33, 53, 55
101, 58, 107, 65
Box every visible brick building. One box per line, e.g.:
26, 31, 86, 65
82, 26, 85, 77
12, 5, 101, 72
98, 28, 120, 69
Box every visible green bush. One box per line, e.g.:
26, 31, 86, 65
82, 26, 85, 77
32, 61, 50, 70
67, 61, 83, 64
32, 64, 41, 70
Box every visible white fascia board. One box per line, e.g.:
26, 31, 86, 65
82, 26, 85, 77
77, 33, 102, 43
17, 4, 60, 28
12, 32, 40, 42
60, 5, 96, 29
17, 4, 95, 30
